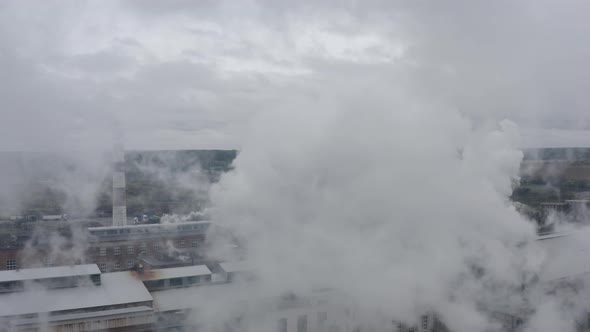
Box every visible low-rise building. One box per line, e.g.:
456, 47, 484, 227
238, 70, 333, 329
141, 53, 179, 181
0, 264, 154, 331
0, 220, 220, 272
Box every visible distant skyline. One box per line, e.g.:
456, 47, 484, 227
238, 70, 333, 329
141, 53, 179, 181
1, 1, 590, 151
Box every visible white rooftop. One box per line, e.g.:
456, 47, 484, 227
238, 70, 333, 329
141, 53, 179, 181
537, 228, 590, 282
151, 281, 343, 313
0, 264, 100, 283
219, 261, 249, 274
0, 271, 152, 317
141, 265, 212, 281
151, 282, 248, 312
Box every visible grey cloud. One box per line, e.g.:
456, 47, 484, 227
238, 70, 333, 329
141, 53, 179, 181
2, 0, 590, 152
57, 50, 136, 75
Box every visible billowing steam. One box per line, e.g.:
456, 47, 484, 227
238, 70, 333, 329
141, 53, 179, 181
210, 97, 542, 331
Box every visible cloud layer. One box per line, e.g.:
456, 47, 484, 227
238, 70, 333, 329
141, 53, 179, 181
1, 0, 590, 150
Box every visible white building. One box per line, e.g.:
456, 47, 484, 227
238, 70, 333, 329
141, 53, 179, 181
0, 264, 153, 331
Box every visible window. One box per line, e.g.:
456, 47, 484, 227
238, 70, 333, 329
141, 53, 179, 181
278, 318, 287, 332
127, 260, 134, 269
6, 259, 16, 270
98, 263, 107, 271
113, 247, 120, 256
114, 262, 121, 270
99, 247, 107, 257
0, 281, 22, 291
153, 244, 160, 251
179, 240, 185, 248
409, 328, 415, 332
140, 243, 147, 253
192, 240, 198, 247
170, 278, 183, 287
127, 245, 134, 254
187, 276, 200, 284
421, 315, 428, 331
318, 312, 327, 327
144, 279, 165, 290
297, 315, 307, 332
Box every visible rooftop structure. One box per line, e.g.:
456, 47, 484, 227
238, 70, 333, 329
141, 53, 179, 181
219, 260, 249, 274
0, 267, 152, 318
0, 264, 101, 294
136, 264, 212, 281
133, 264, 214, 292
0, 264, 100, 283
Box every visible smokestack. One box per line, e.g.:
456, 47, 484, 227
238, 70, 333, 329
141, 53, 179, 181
112, 144, 127, 226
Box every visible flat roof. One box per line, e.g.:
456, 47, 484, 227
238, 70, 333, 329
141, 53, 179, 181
219, 261, 249, 274
151, 282, 247, 312
537, 231, 572, 241
151, 282, 344, 313
0, 271, 152, 317
0, 264, 100, 283
138, 265, 212, 281
536, 229, 590, 282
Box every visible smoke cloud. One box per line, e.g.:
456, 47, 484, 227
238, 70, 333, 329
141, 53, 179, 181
210, 90, 541, 330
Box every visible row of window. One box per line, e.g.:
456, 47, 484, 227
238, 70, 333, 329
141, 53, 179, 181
396, 315, 428, 332
6, 259, 16, 270
90, 223, 209, 237
278, 312, 327, 332
97, 240, 201, 257
143, 275, 212, 290
98, 261, 135, 272
278, 312, 425, 332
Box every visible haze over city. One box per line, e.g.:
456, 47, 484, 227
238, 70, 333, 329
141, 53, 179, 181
1, 1, 590, 332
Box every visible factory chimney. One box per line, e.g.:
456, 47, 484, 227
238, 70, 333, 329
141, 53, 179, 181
112, 144, 127, 226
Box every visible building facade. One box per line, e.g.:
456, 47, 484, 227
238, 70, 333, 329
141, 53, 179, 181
0, 221, 217, 273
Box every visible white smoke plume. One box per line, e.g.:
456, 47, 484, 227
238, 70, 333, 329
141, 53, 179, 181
209, 91, 542, 331
160, 211, 208, 224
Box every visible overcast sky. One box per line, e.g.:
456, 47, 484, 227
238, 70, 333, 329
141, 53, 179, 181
1, 0, 590, 150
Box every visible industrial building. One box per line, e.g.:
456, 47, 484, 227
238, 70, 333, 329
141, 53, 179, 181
86, 221, 214, 272
0, 264, 153, 331
0, 146, 240, 273
0, 260, 450, 332
3, 227, 590, 331
0, 220, 224, 272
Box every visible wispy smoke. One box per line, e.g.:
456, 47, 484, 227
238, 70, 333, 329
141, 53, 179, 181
0, 150, 111, 218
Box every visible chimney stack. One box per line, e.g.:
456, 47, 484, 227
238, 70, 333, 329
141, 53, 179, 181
112, 144, 127, 226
